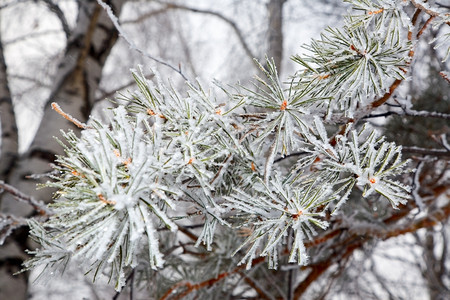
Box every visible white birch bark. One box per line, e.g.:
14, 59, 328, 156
0, 1, 126, 299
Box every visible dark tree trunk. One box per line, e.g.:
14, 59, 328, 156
267, 0, 286, 72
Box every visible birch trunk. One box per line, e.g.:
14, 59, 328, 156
0, 1, 126, 299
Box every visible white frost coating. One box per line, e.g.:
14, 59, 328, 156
226, 175, 333, 268
26, 105, 183, 290
24, 6, 419, 289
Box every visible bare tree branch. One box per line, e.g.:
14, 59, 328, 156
411, 0, 447, 18
97, 0, 189, 82
41, 0, 71, 39
0, 214, 27, 245
395, 98, 450, 120
121, 7, 171, 24
153, 0, 258, 62
3, 29, 63, 46
0, 181, 52, 215
402, 146, 450, 157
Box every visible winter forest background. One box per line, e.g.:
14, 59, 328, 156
0, 0, 449, 299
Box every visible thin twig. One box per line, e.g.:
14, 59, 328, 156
154, 1, 257, 62
96, 0, 189, 82
417, 16, 435, 39
4, 30, 63, 46
51, 102, 90, 129
402, 107, 450, 119
0, 213, 28, 245
121, 7, 171, 24
362, 112, 396, 119
0, 181, 52, 215
402, 146, 450, 157
386, 98, 450, 120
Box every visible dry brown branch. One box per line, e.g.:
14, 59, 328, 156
410, 0, 445, 17
293, 201, 450, 298
160, 257, 265, 300
417, 16, 435, 38
51, 102, 90, 129
239, 271, 273, 300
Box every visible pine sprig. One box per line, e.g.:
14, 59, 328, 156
225, 175, 332, 269
27, 107, 180, 289
292, 17, 410, 116
298, 123, 412, 211
245, 58, 328, 156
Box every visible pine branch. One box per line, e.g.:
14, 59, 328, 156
22, 1, 450, 294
